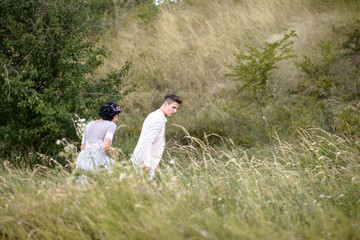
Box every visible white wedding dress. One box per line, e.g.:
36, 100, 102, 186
76, 121, 116, 171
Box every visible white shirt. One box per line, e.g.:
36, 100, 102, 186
131, 109, 167, 170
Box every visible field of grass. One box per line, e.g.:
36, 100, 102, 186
1, 0, 360, 239
1, 128, 359, 239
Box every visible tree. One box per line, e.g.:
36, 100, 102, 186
224, 30, 297, 141
0, 0, 134, 158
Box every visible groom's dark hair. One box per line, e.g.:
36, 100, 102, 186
163, 93, 182, 105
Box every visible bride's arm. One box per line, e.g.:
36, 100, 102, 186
103, 139, 112, 156
103, 122, 116, 157
81, 124, 87, 151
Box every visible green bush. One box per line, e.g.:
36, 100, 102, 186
223, 30, 296, 143
0, 0, 134, 159
341, 22, 360, 101
295, 40, 339, 99
291, 24, 360, 138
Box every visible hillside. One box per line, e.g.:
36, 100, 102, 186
98, 0, 360, 148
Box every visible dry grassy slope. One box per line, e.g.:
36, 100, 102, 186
98, 0, 358, 135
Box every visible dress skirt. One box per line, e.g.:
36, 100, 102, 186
76, 142, 113, 171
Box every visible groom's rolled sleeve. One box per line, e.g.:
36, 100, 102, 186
142, 119, 162, 168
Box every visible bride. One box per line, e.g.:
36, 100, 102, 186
76, 102, 121, 171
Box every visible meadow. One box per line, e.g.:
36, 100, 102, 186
1, 0, 360, 239
1, 128, 359, 239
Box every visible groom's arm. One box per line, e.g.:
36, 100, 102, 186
142, 119, 162, 169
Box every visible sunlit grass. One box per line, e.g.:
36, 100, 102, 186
1, 128, 359, 239
97, 0, 360, 143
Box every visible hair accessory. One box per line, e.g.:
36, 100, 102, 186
105, 103, 121, 113
113, 106, 122, 113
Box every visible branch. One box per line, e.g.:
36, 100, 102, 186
3, 64, 19, 101
3, 64, 11, 101
16, 35, 46, 66
78, 91, 123, 97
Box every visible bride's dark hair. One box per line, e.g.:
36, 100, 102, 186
98, 102, 122, 120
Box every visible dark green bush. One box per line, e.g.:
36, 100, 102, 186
295, 40, 339, 99
0, 0, 134, 159
291, 23, 360, 139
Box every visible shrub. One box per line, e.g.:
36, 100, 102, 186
0, 0, 134, 159
292, 23, 360, 138
295, 40, 339, 98
223, 30, 297, 143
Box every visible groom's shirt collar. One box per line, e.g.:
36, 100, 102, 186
156, 109, 167, 123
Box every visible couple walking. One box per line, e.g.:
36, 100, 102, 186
75, 93, 182, 179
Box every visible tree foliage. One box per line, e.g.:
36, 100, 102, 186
224, 30, 297, 140
0, 0, 134, 156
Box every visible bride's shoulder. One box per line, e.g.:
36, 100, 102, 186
87, 120, 95, 126
107, 121, 117, 127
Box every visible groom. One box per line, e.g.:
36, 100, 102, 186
131, 93, 182, 179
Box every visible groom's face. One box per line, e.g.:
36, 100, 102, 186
163, 101, 179, 118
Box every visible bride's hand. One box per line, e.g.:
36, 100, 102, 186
105, 147, 113, 157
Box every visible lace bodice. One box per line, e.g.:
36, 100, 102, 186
81, 121, 117, 146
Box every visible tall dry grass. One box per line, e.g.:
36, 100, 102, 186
0, 128, 359, 239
